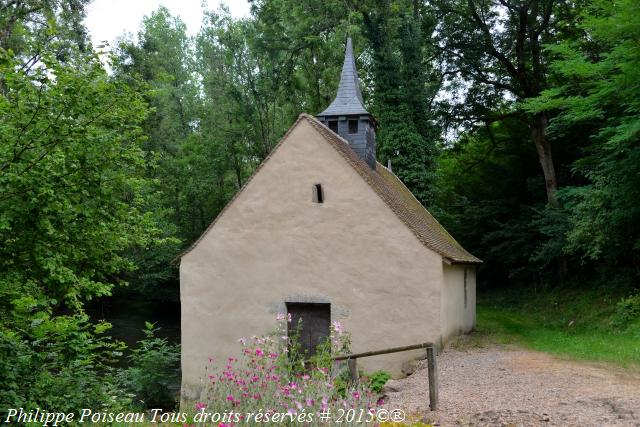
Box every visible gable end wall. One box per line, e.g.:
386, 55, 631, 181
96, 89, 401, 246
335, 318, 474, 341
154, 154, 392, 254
180, 119, 445, 400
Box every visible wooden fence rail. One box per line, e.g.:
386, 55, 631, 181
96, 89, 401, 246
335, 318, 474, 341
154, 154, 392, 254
332, 342, 439, 411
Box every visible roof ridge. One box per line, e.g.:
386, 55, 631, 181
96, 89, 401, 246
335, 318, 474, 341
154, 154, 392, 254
179, 113, 480, 264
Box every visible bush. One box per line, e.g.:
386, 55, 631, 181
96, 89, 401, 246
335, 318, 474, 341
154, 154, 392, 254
0, 295, 131, 414
117, 322, 180, 409
366, 370, 391, 394
612, 292, 640, 328
194, 315, 381, 425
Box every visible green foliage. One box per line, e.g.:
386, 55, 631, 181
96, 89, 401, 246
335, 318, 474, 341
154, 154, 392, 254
0, 45, 156, 309
361, 0, 439, 206
613, 293, 640, 329
524, 0, 640, 272
0, 302, 131, 412
433, 0, 640, 288
0, 0, 92, 59
2, 0, 639, 412
365, 370, 391, 393
117, 323, 180, 409
477, 290, 640, 368
0, 3, 166, 412
433, 118, 554, 285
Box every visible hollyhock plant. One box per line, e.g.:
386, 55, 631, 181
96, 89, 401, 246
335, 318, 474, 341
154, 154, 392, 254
195, 315, 380, 426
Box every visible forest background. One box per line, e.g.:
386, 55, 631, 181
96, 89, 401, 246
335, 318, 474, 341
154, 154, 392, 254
1, 0, 638, 412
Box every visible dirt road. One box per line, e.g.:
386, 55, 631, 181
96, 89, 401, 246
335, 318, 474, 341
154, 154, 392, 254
383, 345, 640, 426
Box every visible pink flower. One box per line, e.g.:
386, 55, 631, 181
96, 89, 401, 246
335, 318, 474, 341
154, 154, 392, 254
238, 337, 247, 345
321, 397, 329, 410
208, 357, 214, 363
194, 402, 206, 411
276, 313, 286, 321
255, 348, 264, 357
331, 320, 343, 334
268, 352, 278, 359
352, 391, 360, 400
305, 398, 314, 406
287, 313, 292, 322
226, 394, 234, 402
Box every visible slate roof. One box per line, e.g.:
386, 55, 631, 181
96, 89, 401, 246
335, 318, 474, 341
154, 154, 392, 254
179, 114, 481, 265
317, 37, 370, 117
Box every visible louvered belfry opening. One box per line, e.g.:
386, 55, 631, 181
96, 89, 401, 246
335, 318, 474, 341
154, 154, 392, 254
316, 37, 377, 169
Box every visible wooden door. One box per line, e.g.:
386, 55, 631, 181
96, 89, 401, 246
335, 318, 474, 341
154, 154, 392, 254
286, 303, 330, 357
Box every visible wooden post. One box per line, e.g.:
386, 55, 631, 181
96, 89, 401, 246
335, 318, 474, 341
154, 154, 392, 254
348, 358, 359, 384
426, 346, 438, 411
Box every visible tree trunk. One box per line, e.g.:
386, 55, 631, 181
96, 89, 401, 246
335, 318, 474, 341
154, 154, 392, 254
531, 113, 567, 279
530, 113, 558, 206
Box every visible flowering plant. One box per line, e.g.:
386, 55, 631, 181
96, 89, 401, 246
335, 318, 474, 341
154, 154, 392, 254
194, 315, 380, 426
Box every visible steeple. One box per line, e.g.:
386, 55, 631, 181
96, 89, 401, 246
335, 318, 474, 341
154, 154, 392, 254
317, 37, 377, 169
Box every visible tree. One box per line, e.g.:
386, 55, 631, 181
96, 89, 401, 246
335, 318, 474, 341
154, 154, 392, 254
0, 33, 159, 408
525, 0, 640, 269
0, 0, 91, 73
114, 8, 195, 291
360, 0, 440, 206
430, 0, 579, 206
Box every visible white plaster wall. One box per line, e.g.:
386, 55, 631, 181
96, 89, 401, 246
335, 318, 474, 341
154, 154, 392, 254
440, 264, 476, 343
180, 119, 444, 400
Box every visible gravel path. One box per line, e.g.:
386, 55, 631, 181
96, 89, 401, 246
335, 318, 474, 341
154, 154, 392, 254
383, 344, 640, 426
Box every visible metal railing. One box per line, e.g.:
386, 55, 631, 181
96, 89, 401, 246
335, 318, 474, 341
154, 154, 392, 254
332, 342, 439, 411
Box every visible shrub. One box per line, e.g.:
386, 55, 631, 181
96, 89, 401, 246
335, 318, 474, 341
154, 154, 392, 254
612, 292, 640, 328
366, 370, 392, 394
194, 315, 381, 425
0, 295, 131, 414
117, 322, 180, 409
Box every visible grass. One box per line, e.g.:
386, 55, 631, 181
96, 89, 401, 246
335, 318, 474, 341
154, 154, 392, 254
468, 286, 640, 369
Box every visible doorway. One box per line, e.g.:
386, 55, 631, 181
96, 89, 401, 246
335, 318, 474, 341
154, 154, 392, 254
286, 302, 330, 357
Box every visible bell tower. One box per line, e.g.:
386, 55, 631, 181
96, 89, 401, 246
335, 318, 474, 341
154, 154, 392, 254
317, 38, 377, 169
